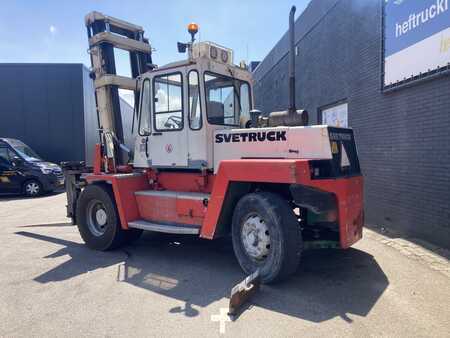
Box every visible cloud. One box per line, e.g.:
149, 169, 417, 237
49, 25, 56, 35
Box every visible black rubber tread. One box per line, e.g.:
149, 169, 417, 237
76, 184, 129, 251
231, 191, 303, 284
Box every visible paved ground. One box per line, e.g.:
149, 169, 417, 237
0, 192, 449, 337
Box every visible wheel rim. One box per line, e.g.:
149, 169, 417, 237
26, 182, 40, 195
241, 214, 271, 261
86, 199, 108, 237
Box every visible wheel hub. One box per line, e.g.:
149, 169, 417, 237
241, 215, 271, 261
26, 182, 39, 195
87, 200, 108, 237
95, 209, 107, 226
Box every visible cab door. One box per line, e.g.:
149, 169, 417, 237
148, 70, 188, 167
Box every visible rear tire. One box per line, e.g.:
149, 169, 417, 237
231, 192, 303, 284
76, 184, 141, 250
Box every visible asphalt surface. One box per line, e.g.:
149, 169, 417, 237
0, 192, 449, 337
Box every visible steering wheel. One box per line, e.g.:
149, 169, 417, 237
164, 115, 182, 129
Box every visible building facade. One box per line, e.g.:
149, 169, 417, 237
253, 0, 450, 248
0, 63, 133, 165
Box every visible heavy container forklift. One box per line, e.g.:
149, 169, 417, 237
63, 7, 363, 283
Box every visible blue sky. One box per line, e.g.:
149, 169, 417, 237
0, 0, 309, 73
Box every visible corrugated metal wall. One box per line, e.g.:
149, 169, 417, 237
0, 63, 135, 166
0, 63, 86, 163
254, 0, 450, 248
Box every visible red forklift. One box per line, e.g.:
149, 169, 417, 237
63, 7, 363, 283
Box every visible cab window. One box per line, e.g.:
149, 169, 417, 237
188, 70, 202, 130
204, 72, 251, 126
153, 73, 183, 131
138, 79, 151, 135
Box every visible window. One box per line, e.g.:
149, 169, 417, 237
188, 70, 202, 130
0, 147, 11, 166
321, 102, 348, 127
153, 73, 183, 131
204, 72, 251, 126
139, 79, 151, 135
7, 140, 41, 161
0, 147, 17, 168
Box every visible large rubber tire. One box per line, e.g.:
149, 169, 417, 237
76, 184, 142, 251
232, 192, 303, 284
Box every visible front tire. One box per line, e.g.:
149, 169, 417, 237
76, 184, 141, 250
232, 192, 303, 283
23, 179, 42, 197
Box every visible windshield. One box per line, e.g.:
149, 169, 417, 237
204, 72, 251, 126
9, 140, 42, 161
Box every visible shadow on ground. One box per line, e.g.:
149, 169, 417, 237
16, 230, 388, 322
18, 222, 74, 228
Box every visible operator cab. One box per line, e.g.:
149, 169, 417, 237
133, 40, 253, 169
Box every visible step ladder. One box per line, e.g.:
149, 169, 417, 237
128, 220, 200, 235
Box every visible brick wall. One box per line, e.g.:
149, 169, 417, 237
254, 0, 450, 248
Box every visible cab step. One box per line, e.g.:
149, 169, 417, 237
134, 190, 210, 201
128, 220, 200, 235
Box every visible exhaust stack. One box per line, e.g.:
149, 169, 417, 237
288, 5, 296, 114
256, 5, 308, 128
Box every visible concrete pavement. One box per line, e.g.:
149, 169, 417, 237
0, 192, 449, 337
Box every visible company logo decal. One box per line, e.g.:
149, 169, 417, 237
165, 144, 173, 153
394, 0, 448, 38
215, 131, 287, 143
329, 132, 352, 141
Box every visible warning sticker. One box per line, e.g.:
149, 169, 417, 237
341, 145, 350, 168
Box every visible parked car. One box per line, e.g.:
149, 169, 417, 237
0, 138, 64, 197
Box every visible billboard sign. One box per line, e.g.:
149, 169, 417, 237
384, 0, 450, 86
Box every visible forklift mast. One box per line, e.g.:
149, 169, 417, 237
85, 12, 154, 167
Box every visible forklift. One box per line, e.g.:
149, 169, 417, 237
63, 7, 363, 283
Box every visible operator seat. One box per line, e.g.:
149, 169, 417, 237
207, 101, 224, 125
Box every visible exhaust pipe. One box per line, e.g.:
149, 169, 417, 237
258, 5, 308, 127
288, 5, 296, 114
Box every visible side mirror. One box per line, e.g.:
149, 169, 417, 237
11, 156, 23, 167
177, 42, 187, 53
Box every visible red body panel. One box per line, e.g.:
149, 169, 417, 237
199, 160, 363, 248
93, 144, 102, 175
136, 194, 206, 226
307, 176, 363, 248
84, 159, 363, 248
149, 170, 214, 193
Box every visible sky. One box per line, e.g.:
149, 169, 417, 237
0, 0, 310, 103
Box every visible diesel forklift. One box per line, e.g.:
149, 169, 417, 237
63, 7, 363, 283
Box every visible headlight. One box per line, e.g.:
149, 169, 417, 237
40, 167, 53, 174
